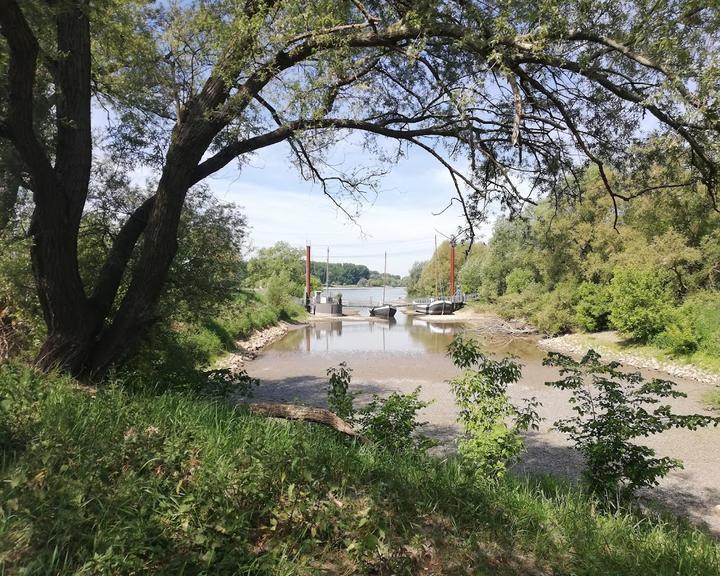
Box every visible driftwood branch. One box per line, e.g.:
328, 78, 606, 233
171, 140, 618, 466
242, 401, 368, 443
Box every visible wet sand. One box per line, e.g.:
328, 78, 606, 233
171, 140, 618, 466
240, 317, 720, 535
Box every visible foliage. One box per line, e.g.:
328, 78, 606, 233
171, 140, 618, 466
121, 290, 298, 392
357, 388, 433, 453
544, 350, 720, 497
404, 260, 427, 296
609, 267, 675, 342
575, 282, 613, 332
246, 242, 306, 296
414, 241, 476, 297
326, 362, 357, 424
4, 364, 720, 575
677, 291, 720, 357
505, 268, 536, 294
532, 281, 578, 335
654, 313, 699, 355
326, 363, 431, 452
311, 261, 370, 286
448, 335, 541, 479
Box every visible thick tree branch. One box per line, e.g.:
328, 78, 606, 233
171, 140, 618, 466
90, 196, 156, 320
0, 0, 55, 188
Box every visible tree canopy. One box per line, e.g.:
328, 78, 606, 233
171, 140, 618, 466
1, 0, 719, 374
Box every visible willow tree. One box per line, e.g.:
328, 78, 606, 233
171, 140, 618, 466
0, 0, 717, 375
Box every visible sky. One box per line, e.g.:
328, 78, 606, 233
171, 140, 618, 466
202, 141, 495, 276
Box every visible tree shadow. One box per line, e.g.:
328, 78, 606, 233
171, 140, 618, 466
237, 374, 388, 408
514, 432, 720, 537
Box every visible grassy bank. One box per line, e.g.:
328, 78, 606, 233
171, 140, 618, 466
548, 331, 720, 376
2, 365, 719, 575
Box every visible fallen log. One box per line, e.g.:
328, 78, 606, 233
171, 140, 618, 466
241, 401, 369, 443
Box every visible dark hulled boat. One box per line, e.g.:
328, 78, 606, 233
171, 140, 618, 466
370, 304, 397, 318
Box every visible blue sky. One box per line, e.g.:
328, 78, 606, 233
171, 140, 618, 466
202, 140, 494, 276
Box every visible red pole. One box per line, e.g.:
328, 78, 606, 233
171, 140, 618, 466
449, 242, 456, 297
305, 245, 311, 302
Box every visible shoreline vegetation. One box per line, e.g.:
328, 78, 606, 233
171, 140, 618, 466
3, 363, 720, 575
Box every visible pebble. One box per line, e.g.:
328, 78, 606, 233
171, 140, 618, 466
539, 335, 720, 386
217, 322, 290, 373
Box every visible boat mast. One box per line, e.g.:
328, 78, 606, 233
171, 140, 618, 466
434, 235, 439, 298
382, 251, 387, 305
325, 246, 330, 294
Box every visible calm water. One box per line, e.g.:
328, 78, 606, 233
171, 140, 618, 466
267, 310, 545, 359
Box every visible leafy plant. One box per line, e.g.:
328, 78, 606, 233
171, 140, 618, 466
505, 268, 536, 294
544, 350, 720, 497
575, 282, 612, 332
326, 364, 432, 452
357, 387, 433, 452
326, 362, 358, 423
448, 335, 541, 479
609, 267, 675, 342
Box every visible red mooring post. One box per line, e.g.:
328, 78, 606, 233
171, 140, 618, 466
305, 245, 311, 309
449, 242, 456, 297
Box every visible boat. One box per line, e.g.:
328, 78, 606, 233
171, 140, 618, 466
370, 252, 397, 319
370, 304, 396, 318
426, 299, 454, 315
414, 301, 429, 314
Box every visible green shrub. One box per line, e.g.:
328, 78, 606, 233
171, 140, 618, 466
357, 388, 433, 452
505, 268, 536, 294
494, 282, 544, 322
575, 282, 612, 332
326, 363, 432, 451
532, 282, 577, 335
448, 335, 541, 479
680, 291, 720, 356
654, 313, 699, 355
544, 350, 720, 497
609, 267, 675, 342
265, 270, 299, 309
326, 362, 357, 423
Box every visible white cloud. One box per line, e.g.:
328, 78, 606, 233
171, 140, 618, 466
208, 173, 492, 275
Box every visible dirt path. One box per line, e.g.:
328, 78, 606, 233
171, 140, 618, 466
235, 318, 720, 536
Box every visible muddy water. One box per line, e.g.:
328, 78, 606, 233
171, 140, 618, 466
245, 311, 720, 535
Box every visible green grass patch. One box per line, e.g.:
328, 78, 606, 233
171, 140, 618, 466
2, 364, 719, 575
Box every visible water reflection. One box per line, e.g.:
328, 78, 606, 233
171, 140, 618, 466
269, 312, 467, 355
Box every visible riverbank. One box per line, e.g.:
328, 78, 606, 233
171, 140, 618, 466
539, 331, 720, 387
217, 321, 292, 373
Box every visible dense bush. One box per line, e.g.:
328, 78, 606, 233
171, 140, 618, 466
574, 282, 612, 332
505, 268, 536, 294
609, 267, 675, 342
357, 388, 433, 452
679, 291, 720, 356
654, 313, 699, 355
532, 282, 577, 335
325, 363, 431, 451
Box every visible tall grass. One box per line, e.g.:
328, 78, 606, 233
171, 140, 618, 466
2, 364, 718, 575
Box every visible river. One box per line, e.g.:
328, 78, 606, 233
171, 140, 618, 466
243, 308, 720, 535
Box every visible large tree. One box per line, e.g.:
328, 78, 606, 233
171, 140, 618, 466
0, 0, 718, 376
